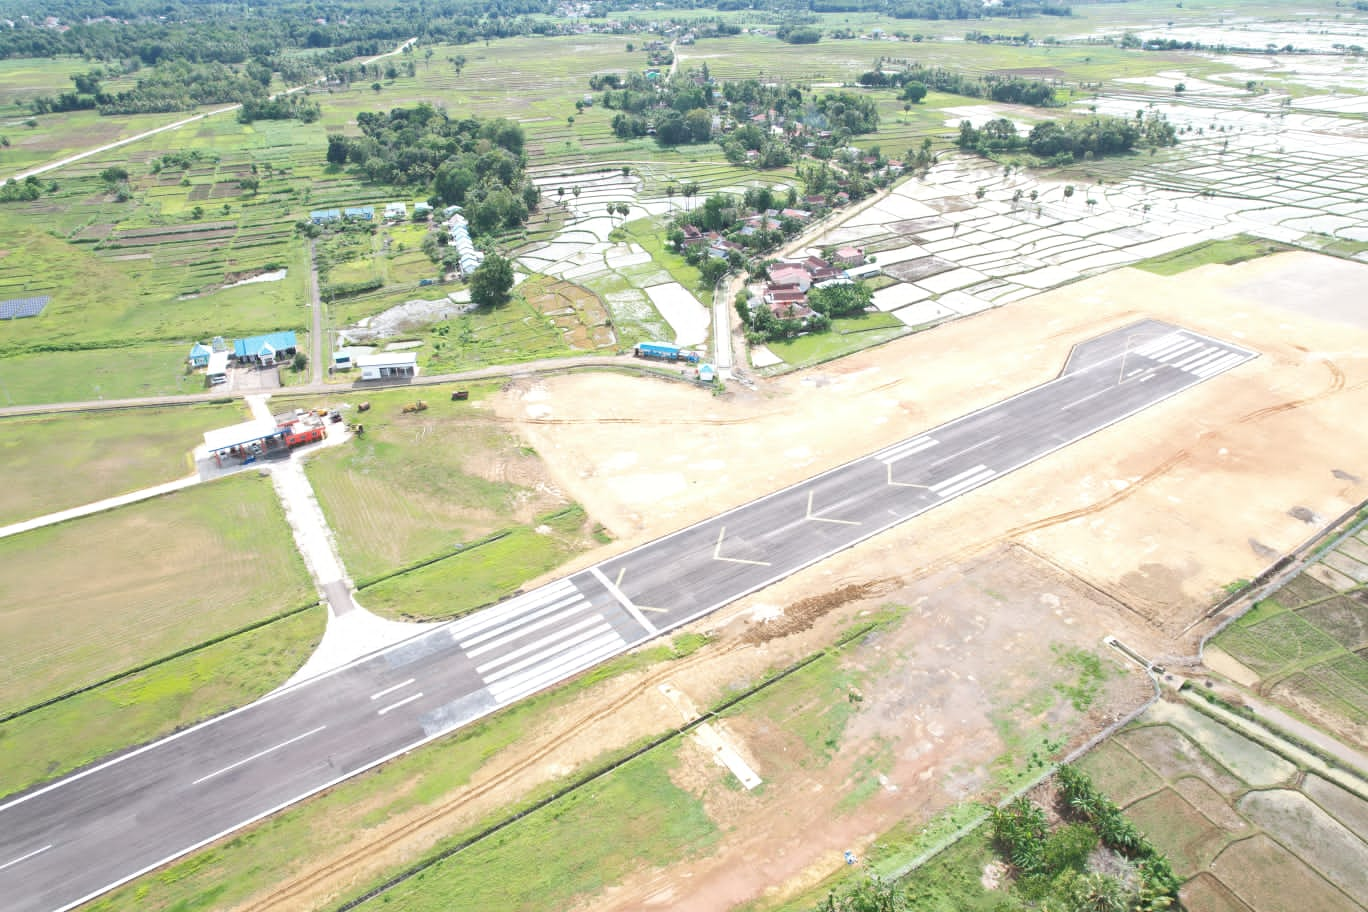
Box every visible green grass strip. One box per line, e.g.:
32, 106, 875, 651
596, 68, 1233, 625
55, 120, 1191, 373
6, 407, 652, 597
0, 597, 318, 727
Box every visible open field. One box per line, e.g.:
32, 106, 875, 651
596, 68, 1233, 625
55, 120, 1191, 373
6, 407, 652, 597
0, 472, 313, 715
302, 384, 572, 581
0, 605, 324, 799
0, 402, 243, 524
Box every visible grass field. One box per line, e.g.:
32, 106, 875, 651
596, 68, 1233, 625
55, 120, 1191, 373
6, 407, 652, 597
0, 402, 245, 525
1135, 235, 1293, 276
302, 384, 573, 580
0, 345, 212, 405
0, 472, 313, 716
0, 605, 323, 798
360, 504, 595, 621
369, 740, 717, 912
764, 312, 909, 370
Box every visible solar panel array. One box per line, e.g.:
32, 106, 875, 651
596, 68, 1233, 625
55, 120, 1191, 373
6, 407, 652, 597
0, 295, 50, 320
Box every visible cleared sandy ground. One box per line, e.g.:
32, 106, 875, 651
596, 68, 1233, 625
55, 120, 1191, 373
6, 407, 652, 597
505, 250, 1368, 641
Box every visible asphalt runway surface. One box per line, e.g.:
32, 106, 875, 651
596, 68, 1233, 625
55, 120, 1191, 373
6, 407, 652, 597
0, 319, 1255, 912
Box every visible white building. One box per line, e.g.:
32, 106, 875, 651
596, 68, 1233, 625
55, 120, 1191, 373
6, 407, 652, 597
384, 201, 407, 221
206, 350, 230, 385
357, 352, 418, 381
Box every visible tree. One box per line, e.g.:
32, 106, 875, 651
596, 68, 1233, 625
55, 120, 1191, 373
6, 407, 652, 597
816, 877, 907, 912
291, 351, 308, 372
901, 81, 928, 104
809, 282, 873, 318
469, 253, 514, 308
699, 256, 729, 286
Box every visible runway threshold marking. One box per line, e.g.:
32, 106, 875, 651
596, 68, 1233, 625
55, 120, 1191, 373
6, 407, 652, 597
590, 566, 659, 634
805, 490, 860, 526
376, 693, 424, 716
0, 844, 52, 872
191, 726, 327, 785
712, 526, 772, 566
369, 679, 415, 701
614, 568, 666, 613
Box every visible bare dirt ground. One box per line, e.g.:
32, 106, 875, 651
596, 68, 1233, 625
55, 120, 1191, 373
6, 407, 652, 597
240, 252, 1368, 911
504, 251, 1368, 642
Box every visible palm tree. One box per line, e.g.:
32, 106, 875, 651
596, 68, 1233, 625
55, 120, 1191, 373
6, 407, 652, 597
1067, 873, 1132, 912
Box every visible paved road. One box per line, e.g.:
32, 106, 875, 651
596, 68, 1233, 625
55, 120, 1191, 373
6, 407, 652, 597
0, 354, 661, 419
0, 320, 1255, 912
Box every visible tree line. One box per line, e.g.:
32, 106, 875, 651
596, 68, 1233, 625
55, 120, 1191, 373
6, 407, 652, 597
859, 63, 1061, 107
955, 112, 1176, 162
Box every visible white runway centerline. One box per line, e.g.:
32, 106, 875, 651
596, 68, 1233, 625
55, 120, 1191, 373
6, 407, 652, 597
191, 726, 327, 785
376, 693, 424, 716
0, 845, 52, 872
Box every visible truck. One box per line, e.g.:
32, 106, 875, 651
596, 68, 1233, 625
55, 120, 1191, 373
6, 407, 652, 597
634, 342, 700, 364
283, 425, 325, 448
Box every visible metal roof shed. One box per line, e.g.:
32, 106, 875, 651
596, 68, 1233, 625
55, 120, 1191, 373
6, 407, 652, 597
203, 418, 284, 465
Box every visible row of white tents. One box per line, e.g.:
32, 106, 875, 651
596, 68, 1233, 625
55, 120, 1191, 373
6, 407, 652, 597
447, 214, 484, 276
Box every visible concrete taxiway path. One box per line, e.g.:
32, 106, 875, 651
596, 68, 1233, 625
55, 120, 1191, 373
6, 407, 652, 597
0, 320, 1255, 912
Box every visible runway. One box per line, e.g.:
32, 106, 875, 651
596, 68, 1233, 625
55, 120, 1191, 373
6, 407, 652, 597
0, 320, 1255, 912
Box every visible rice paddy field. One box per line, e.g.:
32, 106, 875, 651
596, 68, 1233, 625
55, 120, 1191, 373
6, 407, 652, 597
0, 471, 313, 717
1210, 520, 1368, 750
1080, 698, 1368, 911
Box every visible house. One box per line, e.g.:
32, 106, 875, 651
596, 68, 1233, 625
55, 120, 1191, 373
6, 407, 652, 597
780, 208, 812, 221
344, 206, 374, 221
309, 208, 341, 225
188, 341, 213, 368
769, 300, 815, 320
383, 201, 407, 221
357, 352, 418, 381
233, 331, 298, 365
413, 201, 432, 220
768, 264, 811, 291
834, 246, 866, 268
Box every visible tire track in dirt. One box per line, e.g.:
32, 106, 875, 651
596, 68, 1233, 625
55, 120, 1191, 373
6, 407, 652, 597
233, 640, 746, 912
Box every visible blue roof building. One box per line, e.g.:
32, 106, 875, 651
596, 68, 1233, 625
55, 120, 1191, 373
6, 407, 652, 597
310, 209, 341, 224
188, 341, 213, 368
344, 206, 374, 220
233, 331, 298, 363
